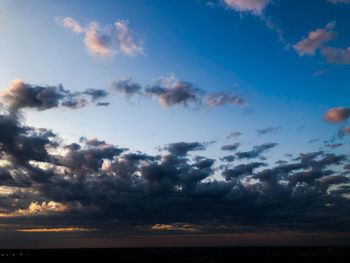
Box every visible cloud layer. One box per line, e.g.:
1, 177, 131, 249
0, 107, 348, 236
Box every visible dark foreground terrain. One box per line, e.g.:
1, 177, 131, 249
0, 247, 349, 262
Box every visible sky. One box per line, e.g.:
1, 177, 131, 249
0, 0, 350, 248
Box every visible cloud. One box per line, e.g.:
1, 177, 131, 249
111, 75, 245, 109
16, 227, 93, 233
327, 0, 350, 3
0, 79, 109, 114
151, 223, 199, 232
0, 109, 350, 236
115, 20, 144, 56
221, 143, 240, 151
324, 107, 350, 123
60, 17, 143, 58
145, 79, 201, 107
293, 21, 350, 65
205, 92, 245, 107
235, 142, 278, 159
61, 17, 84, 33
222, 162, 265, 180
163, 142, 207, 156
322, 47, 350, 64
0, 201, 79, 218
82, 88, 108, 101
293, 21, 336, 56
111, 78, 142, 97
223, 0, 271, 15
256, 126, 282, 136
226, 131, 242, 139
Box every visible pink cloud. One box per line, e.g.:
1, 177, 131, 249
293, 21, 336, 56
324, 107, 350, 123
322, 47, 350, 64
60, 17, 143, 58
61, 17, 84, 34
223, 0, 271, 15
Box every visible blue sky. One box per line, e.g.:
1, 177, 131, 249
1, 0, 349, 158
0, 0, 350, 247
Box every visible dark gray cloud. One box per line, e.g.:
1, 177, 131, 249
111, 76, 244, 109
220, 142, 240, 151
82, 88, 108, 101
220, 155, 236, 162
235, 143, 278, 159
0, 79, 109, 114
111, 78, 142, 97
0, 113, 350, 237
162, 142, 207, 156
223, 162, 265, 180
145, 80, 200, 107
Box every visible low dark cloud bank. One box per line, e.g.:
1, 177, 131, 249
0, 112, 349, 236
0, 83, 349, 238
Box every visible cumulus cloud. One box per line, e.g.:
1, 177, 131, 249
0, 108, 350, 236
111, 78, 142, 97
293, 21, 336, 56
60, 17, 143, 58
111, 75, 245, 109
163, 142, 207, 156
0, 79, 109, 114
324, 107, 350, 123
235, 142, 278, 159
0, 201, 79, 218
145, 79, 201, 108
223, 0, 271, 15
